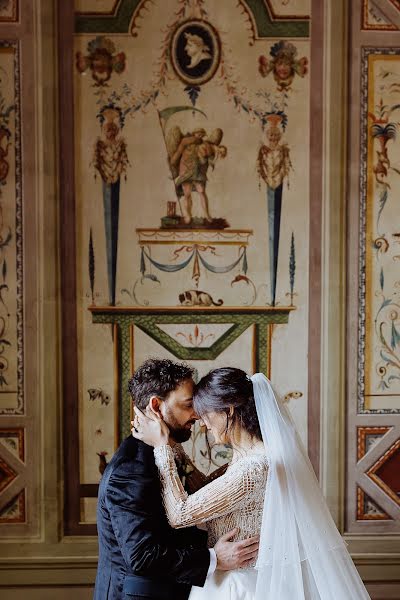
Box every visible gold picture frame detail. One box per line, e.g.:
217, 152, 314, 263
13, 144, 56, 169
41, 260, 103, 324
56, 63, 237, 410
170, 19, 221, 86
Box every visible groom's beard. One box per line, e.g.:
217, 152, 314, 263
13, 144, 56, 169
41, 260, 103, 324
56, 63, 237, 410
163, 407, 196, 443
169, 426, 192, 443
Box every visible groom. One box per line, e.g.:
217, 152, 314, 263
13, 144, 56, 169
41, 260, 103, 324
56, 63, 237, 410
94, 358, 258, 599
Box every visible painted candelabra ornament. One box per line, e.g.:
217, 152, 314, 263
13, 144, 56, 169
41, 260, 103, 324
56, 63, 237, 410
257, 114, 292, 306
92, 104, 129, 305
368, 97, 400, 187
258, 40, 308, 91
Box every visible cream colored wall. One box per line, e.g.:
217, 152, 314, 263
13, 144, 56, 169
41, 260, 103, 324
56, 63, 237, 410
0, 1, 398, 599
73, 0, 311, 495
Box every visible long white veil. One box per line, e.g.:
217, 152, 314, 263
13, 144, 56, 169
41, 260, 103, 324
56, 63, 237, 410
251, 373, 371, 600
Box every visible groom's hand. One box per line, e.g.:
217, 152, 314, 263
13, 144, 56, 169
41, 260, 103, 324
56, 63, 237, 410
214, 529, 259, 570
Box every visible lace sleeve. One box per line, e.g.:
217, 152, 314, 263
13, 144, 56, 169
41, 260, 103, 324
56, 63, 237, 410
154, 445, 265, 529
172, 444, 206, 493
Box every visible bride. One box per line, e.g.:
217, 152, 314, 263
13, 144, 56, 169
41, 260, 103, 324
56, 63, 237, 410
132, 367, 371, 600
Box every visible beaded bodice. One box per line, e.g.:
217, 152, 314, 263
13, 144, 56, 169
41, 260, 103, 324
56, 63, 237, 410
154, 445, 269, 563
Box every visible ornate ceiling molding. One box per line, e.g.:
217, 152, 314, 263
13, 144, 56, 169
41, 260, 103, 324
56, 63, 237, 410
75, 0, 309, 38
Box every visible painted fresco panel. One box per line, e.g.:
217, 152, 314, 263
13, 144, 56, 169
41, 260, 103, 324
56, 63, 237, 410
0, 43, 22, 415
74, 0, 310, 485
360, 49, 400, 414
347, 22, 400, 538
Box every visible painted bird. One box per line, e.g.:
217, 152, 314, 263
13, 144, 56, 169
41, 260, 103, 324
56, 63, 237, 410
97, 451, 108, 476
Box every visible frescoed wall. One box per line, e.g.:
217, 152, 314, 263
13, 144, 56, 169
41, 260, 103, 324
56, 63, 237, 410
0, 2, 398, 599
72, 0, 311, 527
347, 0, 400, 536
0, 4, 36, 536
363, 51, 400, 413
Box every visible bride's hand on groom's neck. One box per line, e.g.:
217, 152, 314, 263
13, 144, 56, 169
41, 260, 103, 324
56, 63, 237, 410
130, 405, 170, 448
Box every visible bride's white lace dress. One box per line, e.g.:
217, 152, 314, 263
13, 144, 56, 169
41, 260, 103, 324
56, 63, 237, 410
154, 444, 269, 600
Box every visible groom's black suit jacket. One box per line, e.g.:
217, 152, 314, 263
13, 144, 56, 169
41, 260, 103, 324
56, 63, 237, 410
93, 435, 210, 599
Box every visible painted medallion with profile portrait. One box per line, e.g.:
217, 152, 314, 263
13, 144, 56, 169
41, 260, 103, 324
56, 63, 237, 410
170, 19, 221, 86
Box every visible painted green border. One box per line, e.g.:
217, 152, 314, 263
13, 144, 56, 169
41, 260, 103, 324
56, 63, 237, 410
92, 308, 291, 438
75, 0, 309, 37
75, 0, 142, 34
245, 0, 309, 38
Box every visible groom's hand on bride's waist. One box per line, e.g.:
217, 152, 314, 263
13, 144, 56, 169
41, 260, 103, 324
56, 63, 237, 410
214, 528, 259, 571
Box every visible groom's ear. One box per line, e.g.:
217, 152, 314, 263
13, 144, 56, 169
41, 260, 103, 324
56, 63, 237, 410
148, 395, 162, 415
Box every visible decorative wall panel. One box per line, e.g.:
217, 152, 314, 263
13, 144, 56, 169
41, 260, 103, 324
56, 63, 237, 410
348, 13, 400, 540
360, 49, 400, 415
0, 21, 30, 539
66, 0, 312, 534
0, 41, 23, 416
0, 0, 41, 543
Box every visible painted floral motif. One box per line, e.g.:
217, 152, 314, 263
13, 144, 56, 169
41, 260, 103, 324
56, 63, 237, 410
364, 55, 400, 397
368, 97, 400, 186
0, 70, 14, 392
0, 87, 14, 188
175, 324, 215, 347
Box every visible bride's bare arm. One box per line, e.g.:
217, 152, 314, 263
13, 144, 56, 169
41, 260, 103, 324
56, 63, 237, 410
154, 445, 264, 529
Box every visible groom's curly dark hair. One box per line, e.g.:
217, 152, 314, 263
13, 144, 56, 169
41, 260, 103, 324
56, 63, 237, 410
128, 358, 194, 409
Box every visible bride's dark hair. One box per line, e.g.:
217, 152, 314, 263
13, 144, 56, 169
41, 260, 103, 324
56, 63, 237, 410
193, 367, 262, 441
